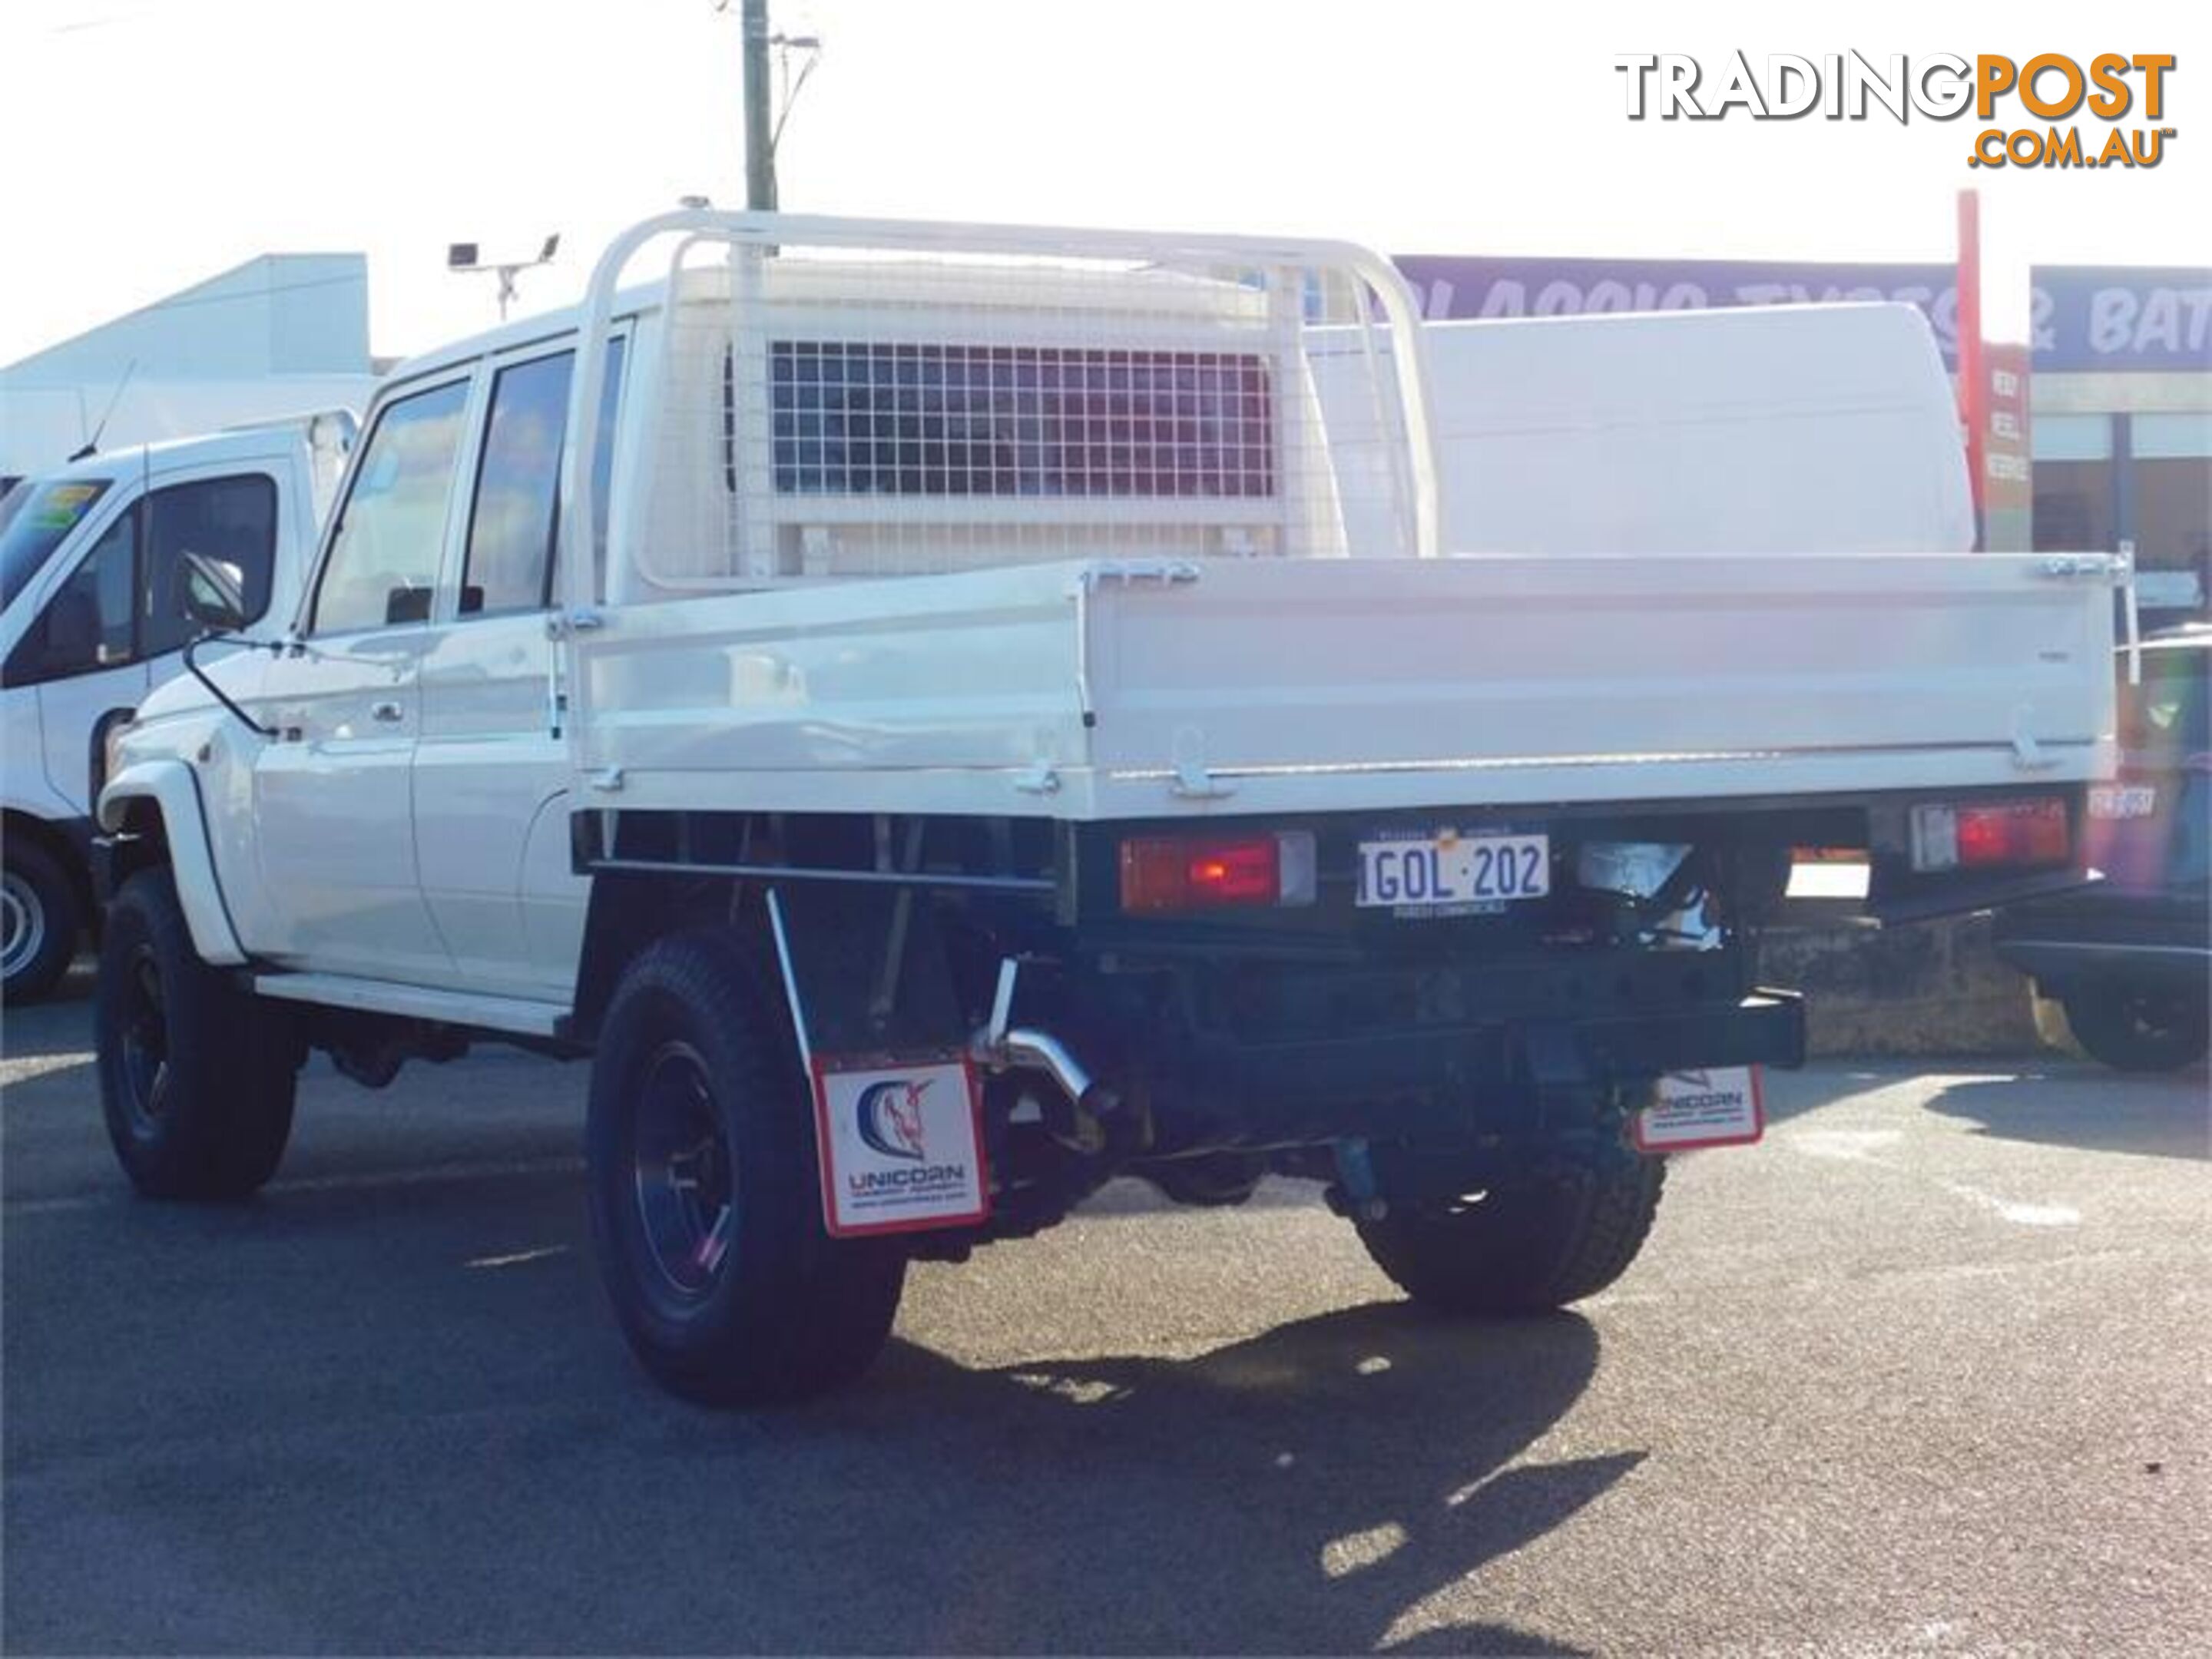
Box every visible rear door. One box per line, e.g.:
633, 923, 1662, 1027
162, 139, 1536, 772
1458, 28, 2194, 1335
413, 336, 625, 996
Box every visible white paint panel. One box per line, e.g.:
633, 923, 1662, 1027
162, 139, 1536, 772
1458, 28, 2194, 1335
1313, 303, 1974, 559
1085, 557, 2113, 775
415, 613, 568, 994
569, 554, 2118, 823
250, 631, 447, 977
574, 561, 1088, 782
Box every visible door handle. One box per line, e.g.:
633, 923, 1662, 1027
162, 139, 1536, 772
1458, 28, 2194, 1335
369, 700, 404, 724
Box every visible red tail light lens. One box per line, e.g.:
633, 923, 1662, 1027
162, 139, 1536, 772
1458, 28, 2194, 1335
1119, 833, 1316, 912
1956, 800, 2070, 867
1909, 797, 2071, 873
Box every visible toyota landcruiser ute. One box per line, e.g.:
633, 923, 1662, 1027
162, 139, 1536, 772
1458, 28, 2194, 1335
94, 213, 2123, 1405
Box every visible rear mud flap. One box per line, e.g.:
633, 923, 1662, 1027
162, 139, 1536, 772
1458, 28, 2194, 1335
766, 885, 989, 1237
1631, 1066, 1765, 1153
811, 1055, 991, 1237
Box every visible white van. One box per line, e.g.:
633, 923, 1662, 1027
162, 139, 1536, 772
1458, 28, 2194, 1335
0, 413, 353, 998
1312, 301, 1975, 557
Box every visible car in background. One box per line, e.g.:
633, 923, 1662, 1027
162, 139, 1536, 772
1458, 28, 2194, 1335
1995, 626, 2210, 1071
0, 413, 353, 1000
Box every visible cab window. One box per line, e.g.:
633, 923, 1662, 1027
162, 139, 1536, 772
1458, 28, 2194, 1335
313, 379, 470, 634
460, 338, 626, 617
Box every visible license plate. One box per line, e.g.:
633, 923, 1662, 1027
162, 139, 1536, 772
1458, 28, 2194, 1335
2088, 784, 2157, 820
1356, 831, 1550, 910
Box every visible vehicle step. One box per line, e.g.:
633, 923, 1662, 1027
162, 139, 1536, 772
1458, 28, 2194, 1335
250, 973, 568, 1037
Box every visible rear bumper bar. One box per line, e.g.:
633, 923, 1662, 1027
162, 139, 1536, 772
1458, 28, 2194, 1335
1132, 989, 1805, 1147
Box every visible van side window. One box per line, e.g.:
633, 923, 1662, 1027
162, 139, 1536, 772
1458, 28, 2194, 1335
0, 472, 283, 688
313, 379, 470, 634
0, 479, 113, 610
460, 338, 626, 617
141, 475, 278, 656
0, 509, 136, 686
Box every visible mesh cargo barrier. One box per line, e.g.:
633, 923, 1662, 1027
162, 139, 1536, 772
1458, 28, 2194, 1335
604, 224, 1427, 598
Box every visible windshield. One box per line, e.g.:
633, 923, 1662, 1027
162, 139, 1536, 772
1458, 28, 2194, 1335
0, 478, 114, 610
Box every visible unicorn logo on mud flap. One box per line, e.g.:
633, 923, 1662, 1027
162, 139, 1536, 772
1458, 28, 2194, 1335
856, 1078, 932, 1162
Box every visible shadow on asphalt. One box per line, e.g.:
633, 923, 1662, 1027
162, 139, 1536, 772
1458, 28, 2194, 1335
6, 1171, 1623, 1655
8, 966, 1622, 1654
1923, 1068, 2211, 1162
814, 1304, 1622, 1654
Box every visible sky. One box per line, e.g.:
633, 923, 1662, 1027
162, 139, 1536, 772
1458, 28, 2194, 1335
3, 0, 2207, 366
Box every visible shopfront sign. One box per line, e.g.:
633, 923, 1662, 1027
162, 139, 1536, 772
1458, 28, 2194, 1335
1393, 257, 2212, 373
2033, 268, 2212, 372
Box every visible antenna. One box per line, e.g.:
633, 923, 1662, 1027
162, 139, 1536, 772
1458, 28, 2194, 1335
447, 234, 561, 322
68, 359, 137, 462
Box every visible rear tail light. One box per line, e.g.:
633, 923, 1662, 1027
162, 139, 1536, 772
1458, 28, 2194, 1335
1909, 797, 2071, 873
1119, 831, 1317, 913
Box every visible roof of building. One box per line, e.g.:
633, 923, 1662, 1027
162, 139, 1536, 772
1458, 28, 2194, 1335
1, 253, 372, 382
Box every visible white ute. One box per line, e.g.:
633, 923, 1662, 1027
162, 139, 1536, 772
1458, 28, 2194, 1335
0, 412, 353, 998
94, 213, 2122, 1405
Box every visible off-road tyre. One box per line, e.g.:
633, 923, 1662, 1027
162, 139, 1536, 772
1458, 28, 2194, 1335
2061, 979, 2210, 1074
3, 839, 81, 1004
1356, 1121, 1667, 1314
95, 868, 300, 1199
586, 929, 907, 1407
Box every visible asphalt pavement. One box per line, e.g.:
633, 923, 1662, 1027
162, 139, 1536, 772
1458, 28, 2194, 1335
4, 969, 2207, 1655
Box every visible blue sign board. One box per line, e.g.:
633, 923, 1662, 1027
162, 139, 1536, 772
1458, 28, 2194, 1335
1392, 257, 2212, 374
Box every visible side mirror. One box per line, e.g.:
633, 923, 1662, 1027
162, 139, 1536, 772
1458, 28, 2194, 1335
180, 550, 249, 634
384, 584, 432, 626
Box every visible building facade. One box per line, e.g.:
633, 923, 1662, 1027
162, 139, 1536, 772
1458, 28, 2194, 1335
0, 253, 379, 486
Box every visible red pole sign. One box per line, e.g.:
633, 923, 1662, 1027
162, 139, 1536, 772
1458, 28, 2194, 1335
1955, 190, 1986, 541
1955, 187, 2035, 551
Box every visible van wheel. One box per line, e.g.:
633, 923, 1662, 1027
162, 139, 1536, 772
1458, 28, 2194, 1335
1356, 1092, 1667, 1313
586, 930, 906, 1406
2, 841, 81, 1003
95, 869, 300, 1199
2061, 980, 2210, 1073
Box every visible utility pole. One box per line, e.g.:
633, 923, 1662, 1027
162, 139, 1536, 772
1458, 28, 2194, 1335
743, 0, 777, 211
